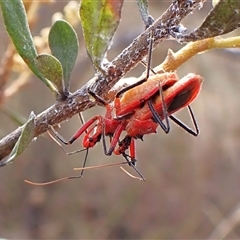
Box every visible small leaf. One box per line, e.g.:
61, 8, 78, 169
0, 0, 58, 95
80, 0, 123, 71
136, 0, 154, 28
35, 54, 65, 96
177, 0, 240, 41
49, 20, 79, 92
0, 112, 36, 167
195, 0, 240, 37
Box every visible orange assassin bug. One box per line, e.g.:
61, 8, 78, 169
49, 72, 202, 176
48, 32, 203, 179
30, 69, 202, 185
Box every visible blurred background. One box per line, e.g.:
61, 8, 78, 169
1, 0, 240, 239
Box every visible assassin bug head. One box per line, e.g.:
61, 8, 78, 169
82, 124, 102, 148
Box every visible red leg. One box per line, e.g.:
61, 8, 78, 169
82, 116, 121, 150
114, 135, 132, 156
129, 138, 136, 160
49, 115, 103, 146
68, 116, 103, 144
106, 121, 126, 155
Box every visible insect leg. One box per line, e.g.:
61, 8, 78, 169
169, 105, 199, 136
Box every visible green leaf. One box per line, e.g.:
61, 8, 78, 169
0, 0, 58, 95
49, 20, 79, 92
136, 0, 154, 27
35, 54, 65, 97
0, 112, 36, 167
188, 0, 240, 39
79, 0, 123, 71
